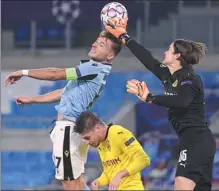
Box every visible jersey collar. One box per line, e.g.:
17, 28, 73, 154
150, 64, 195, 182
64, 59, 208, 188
80, 60, 112, 66
171, 67, 194, 80
103, 123, 113, 141
90, 59, 112, 66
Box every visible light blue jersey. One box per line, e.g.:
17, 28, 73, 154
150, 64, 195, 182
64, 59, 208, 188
55, 60, 112, 121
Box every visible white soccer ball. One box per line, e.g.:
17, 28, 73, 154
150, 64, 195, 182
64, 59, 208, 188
100, 2, 128, 26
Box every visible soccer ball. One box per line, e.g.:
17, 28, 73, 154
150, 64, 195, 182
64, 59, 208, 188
100, 2, 128, 26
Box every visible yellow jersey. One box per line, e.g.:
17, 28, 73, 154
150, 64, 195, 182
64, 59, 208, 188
97, 125, 150, 190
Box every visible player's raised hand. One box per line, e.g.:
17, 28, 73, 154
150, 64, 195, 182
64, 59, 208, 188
105, 18, 128, 42
14, 96, 34, 106
91, 179, 99, 190
126, 79, 141, 95
138, 81, 150, 101
4, 70, 23, 86
126, 80, 150, 102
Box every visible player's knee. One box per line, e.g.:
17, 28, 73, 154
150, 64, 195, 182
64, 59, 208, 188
174, 176, 196, 190
62, 180, 72, 190
62, 175, 86, 190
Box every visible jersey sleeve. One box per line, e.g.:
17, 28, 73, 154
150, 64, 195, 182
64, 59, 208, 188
76, 63, 100, 78
151, 77, 200, 108
114, 127, 150, 175
127, 39, 170, 81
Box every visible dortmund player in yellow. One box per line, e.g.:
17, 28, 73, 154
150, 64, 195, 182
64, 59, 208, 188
74, 111, 150, 190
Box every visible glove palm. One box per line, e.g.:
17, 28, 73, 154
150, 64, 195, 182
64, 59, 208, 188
104, 18, 128, 43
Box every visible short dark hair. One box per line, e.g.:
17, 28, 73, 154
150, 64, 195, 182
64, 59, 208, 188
74, 111, 105, 134
173, 39, 207, 67
99, 31, 122, 56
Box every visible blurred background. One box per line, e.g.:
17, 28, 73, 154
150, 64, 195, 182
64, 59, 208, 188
1, 0, 219, 190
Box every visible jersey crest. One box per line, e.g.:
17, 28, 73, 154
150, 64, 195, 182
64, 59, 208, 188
172, 79, 178, 87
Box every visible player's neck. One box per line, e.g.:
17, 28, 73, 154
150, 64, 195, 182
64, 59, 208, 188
101, 126, 110, 141
169, 63, 182, 75
91, 59, 111, 64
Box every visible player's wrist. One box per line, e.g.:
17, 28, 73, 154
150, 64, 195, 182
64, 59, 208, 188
117, 169, 129, 178
22, 69, 29, 76
119, 34, 131, 45
145, 93, 156, 103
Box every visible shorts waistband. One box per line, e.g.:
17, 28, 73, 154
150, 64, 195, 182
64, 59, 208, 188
55, 120, 75, 127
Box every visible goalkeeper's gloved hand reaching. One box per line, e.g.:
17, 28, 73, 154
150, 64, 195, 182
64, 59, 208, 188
104, 18, 128, 44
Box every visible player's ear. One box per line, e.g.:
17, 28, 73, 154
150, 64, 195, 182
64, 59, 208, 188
175, 52, 181, 60
95, 124, 101, 131
106, 53, 115, 61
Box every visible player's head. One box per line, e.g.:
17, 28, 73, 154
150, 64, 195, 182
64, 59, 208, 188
74, 111, 107, 147
88, 31, 122, 63
162, 39, 206, 68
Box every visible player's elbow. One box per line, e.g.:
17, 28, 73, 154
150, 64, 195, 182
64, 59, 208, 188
143, 154, 151, 168
139, 153, 151, 169
178, 98, 191, 108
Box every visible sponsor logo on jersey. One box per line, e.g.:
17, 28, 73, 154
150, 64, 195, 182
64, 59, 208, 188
103, 157, 121, 167
164, 92, 177, 96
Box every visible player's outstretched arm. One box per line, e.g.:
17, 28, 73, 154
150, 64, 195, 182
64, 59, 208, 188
105, 18, 169, 81
4, 67, 82, 86
127, 79, 198, 109
15, 88, 63, 105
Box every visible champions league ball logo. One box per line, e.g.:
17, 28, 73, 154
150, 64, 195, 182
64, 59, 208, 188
52, 0, 80, 24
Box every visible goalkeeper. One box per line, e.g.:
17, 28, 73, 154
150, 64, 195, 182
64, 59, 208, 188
105, 18, 216, 191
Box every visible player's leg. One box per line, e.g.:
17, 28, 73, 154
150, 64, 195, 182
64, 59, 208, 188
174, 176, 196, 190
174, 130, 216, 190
194, 163, 213, 191
194, 138, 215, 191
50, 121, 89, 190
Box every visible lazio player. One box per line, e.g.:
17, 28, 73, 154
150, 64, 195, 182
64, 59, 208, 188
4, 31, 122, 190
74, 111, 150, 190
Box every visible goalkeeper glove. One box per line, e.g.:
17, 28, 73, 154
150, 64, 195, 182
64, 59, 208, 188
105, 18, 130, 44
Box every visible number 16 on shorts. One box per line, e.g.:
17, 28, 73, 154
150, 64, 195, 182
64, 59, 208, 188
179, 149, 187, 168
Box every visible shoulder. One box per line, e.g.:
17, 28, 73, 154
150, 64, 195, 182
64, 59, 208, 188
179, 72, 202, 89
109, 125, 133, 137
110, 125, 131, 135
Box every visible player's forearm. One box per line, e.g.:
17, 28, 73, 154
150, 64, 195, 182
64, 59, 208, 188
97, 171, 109, 187
126, 151, 150, 175
24, 68, 67, 81
32, 89, 63, 103
114, 169, 129, 179
149, 94, 192, 108
147, 85, 196, 108
125, 37, 161, 73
